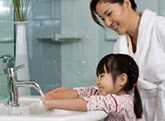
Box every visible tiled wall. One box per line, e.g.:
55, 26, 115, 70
60, 0, 115, 88
28, 0, 61, 94
0, 0, 14, 55
0, 0, 14, 101
28, 0, 115, 91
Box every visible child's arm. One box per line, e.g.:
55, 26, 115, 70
83, 94, 118, 113
42, 97, 87, 111
44, 87, 79, 100
42, 94, 128, 113
42, 86, 100, 111
44, 86, 99, 100
74, 86, 100, 97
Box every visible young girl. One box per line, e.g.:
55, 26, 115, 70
42, 54, 143, 121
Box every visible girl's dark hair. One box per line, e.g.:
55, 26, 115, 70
90, 0, 137, 27
96, 53, 142, 119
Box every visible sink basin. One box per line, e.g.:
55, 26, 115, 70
0, 96, 107, 121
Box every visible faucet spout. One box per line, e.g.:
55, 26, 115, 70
9, 79, 44, 106
16, 80, 44, 97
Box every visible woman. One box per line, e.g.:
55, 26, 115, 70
90, 0, 165, 121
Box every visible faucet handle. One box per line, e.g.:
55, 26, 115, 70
0, 55, 14, 66
6, 65, 24, 81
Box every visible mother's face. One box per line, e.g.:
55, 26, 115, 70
96, 1, 130, 35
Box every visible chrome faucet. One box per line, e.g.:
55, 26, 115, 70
0, 55, 44, 106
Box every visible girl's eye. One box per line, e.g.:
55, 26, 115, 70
99, 74, 104, 79
100, 75, 104, 78
107, 11, 112, 16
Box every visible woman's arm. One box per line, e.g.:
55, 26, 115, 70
42, 98, 87, 111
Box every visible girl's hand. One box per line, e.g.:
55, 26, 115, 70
48, 87, 67, 93
44, 87, 78, 100
44, 87, 67, 100
41, 97, 55, 110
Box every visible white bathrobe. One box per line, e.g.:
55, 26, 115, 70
113, 9, 165, 121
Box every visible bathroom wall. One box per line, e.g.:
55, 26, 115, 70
27, 0, 61, 93
27, 0, 115, 91
60, 0, 115, 87
0, 0, 14, 56
0, 0, 14, 101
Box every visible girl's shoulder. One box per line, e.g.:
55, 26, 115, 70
111, 94, 133, 101
110, 94, 134, 109
110, 94, 135, 119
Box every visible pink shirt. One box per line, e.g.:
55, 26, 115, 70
74, 86, 138, 121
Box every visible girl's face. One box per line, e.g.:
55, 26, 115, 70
95, 1, 131, 34
96, 72, 115, 95
96, 66, 127, 95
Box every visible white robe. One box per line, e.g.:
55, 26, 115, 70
113, 9, 165, 121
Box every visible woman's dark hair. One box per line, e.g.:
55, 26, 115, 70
90, 0, 137, 27
96, 53, 142, 119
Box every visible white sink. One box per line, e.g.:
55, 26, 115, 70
0, 96, 107, 121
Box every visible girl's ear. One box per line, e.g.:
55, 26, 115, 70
119, 73, 128, 87
115, 73, 128, 93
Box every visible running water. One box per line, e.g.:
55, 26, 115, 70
38, 87, 44, 97
32, 83, 44, 97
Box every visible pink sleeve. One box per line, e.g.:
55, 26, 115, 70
74, 86, 100, 97
83, 94, 125, 114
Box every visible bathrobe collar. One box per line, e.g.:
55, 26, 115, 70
134, 9, 156, 76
